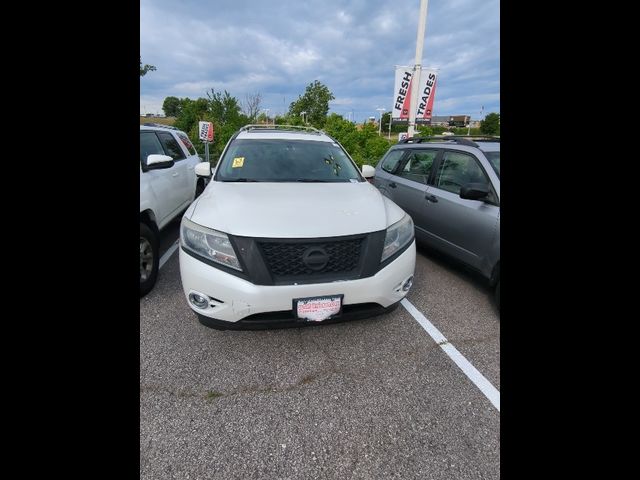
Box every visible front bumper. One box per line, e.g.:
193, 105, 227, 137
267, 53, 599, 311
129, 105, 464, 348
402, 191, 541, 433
179, 240, 416, 324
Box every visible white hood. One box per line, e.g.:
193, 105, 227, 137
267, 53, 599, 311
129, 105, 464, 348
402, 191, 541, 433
187, 181, 406, 238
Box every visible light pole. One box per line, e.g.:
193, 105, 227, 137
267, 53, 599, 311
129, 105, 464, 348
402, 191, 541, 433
376, 108, 385, 136
408, 0, 430, 137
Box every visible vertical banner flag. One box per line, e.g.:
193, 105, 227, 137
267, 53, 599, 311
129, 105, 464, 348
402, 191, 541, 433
392, 66, 438, 125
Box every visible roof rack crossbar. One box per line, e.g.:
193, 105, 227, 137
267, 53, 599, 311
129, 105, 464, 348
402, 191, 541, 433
237, 124, 323, 134
398, 135, 500, 147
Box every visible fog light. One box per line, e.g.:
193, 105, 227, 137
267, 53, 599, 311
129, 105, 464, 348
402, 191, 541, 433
188, 292, 209, 309
402, 276, 413, 292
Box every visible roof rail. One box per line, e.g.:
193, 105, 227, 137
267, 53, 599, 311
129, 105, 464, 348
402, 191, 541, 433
142, 123, 180, 131
238, 124, 323, 134
445, 135, 499, 141
398, 135, 500, 147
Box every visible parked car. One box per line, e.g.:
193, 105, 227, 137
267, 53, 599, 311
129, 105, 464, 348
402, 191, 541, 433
140, 125, 202, 296
373, 136, 500, 308
179, 124, 416, 329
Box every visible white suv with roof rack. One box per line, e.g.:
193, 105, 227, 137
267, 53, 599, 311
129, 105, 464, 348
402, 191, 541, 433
140, 124, 202, 296
179, 124, 416, 329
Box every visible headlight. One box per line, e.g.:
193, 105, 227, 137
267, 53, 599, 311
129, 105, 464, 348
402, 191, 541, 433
381, 214, 414, 263
180, 217, 242, 271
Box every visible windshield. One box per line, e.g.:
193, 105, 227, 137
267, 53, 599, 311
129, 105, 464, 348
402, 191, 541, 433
215, 139, 364, 182
484, 151, 500, 178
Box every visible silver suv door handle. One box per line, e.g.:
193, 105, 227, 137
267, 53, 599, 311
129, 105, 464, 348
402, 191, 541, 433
425, 194, 438, 203
172, 173, 179, 177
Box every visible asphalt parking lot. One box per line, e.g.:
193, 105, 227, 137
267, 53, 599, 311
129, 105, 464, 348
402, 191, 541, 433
141, 220, 500, 479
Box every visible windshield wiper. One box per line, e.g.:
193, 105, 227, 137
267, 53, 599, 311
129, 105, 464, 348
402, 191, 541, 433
221, 178, 259, 182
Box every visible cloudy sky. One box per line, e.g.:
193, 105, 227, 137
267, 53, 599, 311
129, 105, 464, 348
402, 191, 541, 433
140, 0, 499, 123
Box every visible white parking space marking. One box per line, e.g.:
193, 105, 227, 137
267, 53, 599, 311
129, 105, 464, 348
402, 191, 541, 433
401, 298, 500, 412
159, 240, 180, 269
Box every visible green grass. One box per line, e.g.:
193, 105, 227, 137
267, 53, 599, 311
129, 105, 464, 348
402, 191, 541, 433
140, 116, 176, 125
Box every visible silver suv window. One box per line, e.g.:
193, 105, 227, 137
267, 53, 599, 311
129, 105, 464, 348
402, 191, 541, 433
398, 150, 438, 185
216, 139, 364, 183
435, 151, 489, 194
380, 149, 404, 173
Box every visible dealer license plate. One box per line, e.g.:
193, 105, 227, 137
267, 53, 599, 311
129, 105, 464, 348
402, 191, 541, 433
294, 295, 343, 322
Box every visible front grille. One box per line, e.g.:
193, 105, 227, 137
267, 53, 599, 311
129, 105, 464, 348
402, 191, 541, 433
259, 238, 363, 278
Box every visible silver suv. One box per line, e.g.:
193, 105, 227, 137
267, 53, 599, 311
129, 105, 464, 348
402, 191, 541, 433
373, 136, 500, 308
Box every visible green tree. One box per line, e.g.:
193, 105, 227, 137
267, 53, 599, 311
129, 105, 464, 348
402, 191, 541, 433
360, 123, 392, 166
288, 80, 335, 128
480, 112, 500, 135
453, 127, 482, 135
201, 90, 249, 157
173, 97, 209, 136
140, 57, 156, 77
242, 92, 262, 122
381, 112, 392, 134
324, 114, 392, 168
382, 112, 411, 134
273, 114, 304, 126
432, 125, 447, 135
162, 96, 181, 117
324, 113, 360, 158
207, 89, 244, 125
172, 89, 251, 160
416, 125, 434, 136
324, 113, 357, 140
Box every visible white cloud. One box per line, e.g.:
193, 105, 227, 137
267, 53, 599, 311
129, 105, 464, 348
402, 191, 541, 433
139, 95, 164, 116
140, 0, 499, 117
331, 97, 355, 106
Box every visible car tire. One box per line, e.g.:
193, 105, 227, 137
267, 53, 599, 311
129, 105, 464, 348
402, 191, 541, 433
140, 222, 159, 297
495, 279, 500, 311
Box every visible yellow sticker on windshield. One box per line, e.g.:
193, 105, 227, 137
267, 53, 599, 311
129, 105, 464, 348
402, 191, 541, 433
232, 157, 245, 168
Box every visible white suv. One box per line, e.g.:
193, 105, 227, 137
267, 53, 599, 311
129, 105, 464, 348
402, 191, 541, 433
140, 124, 202, 296
179, 125, 416, 329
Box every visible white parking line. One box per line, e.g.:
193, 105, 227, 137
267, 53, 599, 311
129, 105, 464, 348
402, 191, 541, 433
159, 240, 180, 269
401, 298, 500, 412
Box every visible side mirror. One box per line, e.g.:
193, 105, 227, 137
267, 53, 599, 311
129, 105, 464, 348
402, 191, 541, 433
195, 162, 212, 177
146, 154, 174, 170
362, 164, 376, 180
460, 182, 490, 200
